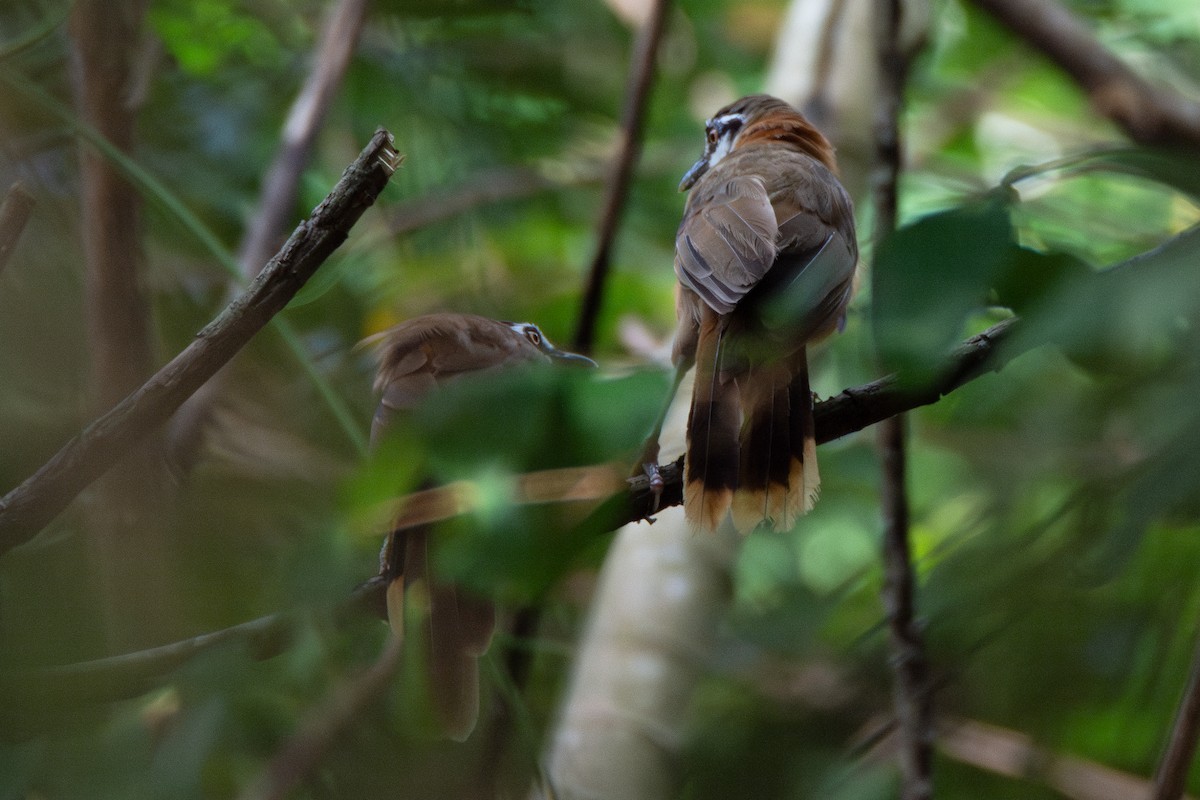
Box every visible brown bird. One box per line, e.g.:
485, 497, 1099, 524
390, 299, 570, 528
369, 312, 595, 740
669, 94, 858, 532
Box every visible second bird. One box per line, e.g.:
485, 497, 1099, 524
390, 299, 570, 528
672, 94, 858, 533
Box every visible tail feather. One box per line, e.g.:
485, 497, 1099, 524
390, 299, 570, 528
684, 310, 738, 530
732, 363, 793, 532
729, 347, 819, 532
787, 347, 820, 519
384, 527, 495, 741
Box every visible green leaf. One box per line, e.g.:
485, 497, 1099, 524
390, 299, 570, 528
872, 191, 1016, 379
992, 247, 1091, 315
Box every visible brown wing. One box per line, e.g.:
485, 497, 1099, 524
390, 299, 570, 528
746, 154, 858, 343
369, 314, 537, 446
675, 174, 779, 315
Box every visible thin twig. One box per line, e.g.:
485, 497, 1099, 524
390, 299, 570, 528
572, 0, 672, 354
873, 0, 933, 795
0, 130, 399, 556
237, 0, 368, 282
970, 0, 1200, 148
236, 635, 403, 800
0, 182, 35, 275
1153, 630, 1200, 800
169, 0, 368, 469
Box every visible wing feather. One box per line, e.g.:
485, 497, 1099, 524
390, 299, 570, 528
676, 175, 778, 314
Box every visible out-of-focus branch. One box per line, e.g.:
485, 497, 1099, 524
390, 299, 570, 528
1152, 631, 1200, 800
0, 131, 400, 556
940, 717, 1195, 800
69, 0, 175, 650
0, 182, 35, 275
236, 635, 403, 800
237, 0, 368, 282
572, 0, 672, 354
970, 0, 1200, 148
0, 612, 291, 723
169, 0, 368, 469
0, 578, 388, 729
872, 0, 933, 793
388, 164, 608, 237
70, 0, 155, 412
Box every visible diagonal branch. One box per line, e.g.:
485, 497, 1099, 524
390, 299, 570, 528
572, 0, 672, 354
0, 131, 400, 557
970, 0, 1200, 148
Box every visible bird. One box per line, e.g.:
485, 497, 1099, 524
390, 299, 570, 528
368, 312, 595, 740
667, 94, 858, 533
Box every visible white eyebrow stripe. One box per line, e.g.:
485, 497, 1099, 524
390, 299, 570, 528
714, 112, 746, 130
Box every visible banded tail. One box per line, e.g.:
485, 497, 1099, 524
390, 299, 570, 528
684, 334, 819, 533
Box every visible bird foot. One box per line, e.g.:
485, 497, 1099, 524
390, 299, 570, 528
642, 461, 664, 514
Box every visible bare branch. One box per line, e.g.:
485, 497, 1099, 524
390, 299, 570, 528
572, 0, 672, 354
1153, 631, 1200, 800
970, 0, 1200, 148
0, 131, 400, 556
872, 0, 933, 792
236, 635, 403, 800
0, 182, 35, 276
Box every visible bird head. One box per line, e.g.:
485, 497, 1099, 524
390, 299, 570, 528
679, 94, 836, 191
503, 321, 597, 367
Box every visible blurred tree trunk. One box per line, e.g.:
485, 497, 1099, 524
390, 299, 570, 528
538, 367, 736, 800
541, 507, 737, 799
70, 0, 179, 651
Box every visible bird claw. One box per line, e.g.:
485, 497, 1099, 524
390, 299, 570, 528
643, 461, 664, 514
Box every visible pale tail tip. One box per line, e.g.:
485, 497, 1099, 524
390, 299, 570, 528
684, 482, 733, 533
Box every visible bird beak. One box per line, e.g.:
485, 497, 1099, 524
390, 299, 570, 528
534, 333, 597, 367
679, 157, 707, 191
545, 347, 598, 368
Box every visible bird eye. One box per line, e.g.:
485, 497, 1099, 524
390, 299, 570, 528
706, 129, 718, 145
525, 327, 542, 345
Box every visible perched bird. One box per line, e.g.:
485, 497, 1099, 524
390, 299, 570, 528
669, 94, 858, 532
369, 312, 595, 740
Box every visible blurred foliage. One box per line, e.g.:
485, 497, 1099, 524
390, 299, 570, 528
2, 0, 1200, 797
